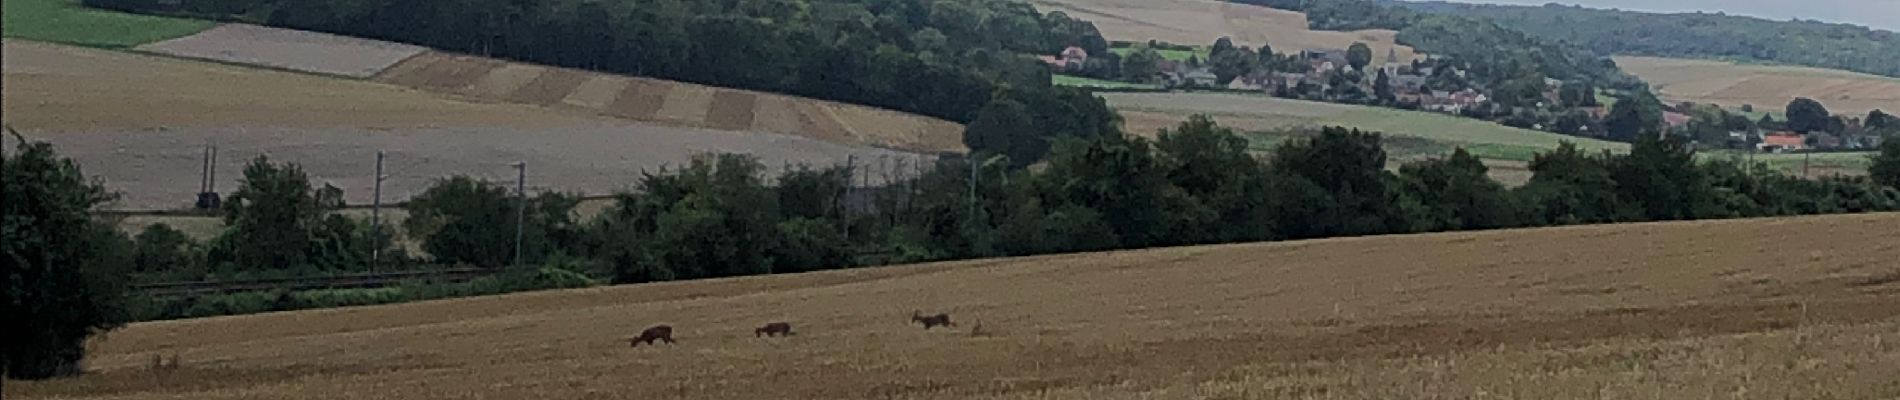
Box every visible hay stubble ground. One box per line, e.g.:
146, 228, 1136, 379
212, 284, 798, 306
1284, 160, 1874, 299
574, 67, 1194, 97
10, 213, 1900, 399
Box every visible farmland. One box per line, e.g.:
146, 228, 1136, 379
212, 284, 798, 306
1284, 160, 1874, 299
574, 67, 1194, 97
11, 212, 1900, 399
1617, 56, 1900, 116
1029, 0, 1420, 59
2, 40, 932, 210
1052, 74, 1160, 90
0, 0, 212, 48
1108, 92, 1876, 178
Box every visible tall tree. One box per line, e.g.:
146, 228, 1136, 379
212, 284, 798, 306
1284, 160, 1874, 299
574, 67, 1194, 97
3, 137, 134, 379
218, 156, 322, 270
1785, 97, 1831, 134
1873, 137, 1900, 189
1605, 90, 1663, 142
1121, 47, 1162, 82
1374, 69, 1394, 103
1346, 42, 1373, 71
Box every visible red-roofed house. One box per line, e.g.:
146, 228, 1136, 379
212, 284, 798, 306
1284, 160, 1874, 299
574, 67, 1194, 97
1663, 111, 1692, 128
1758, 133, 1806, 153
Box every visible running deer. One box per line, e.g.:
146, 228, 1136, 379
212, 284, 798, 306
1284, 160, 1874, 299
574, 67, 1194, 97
755, 322, 795, 337
911, 310, 955, 329
629, 325, 676, 347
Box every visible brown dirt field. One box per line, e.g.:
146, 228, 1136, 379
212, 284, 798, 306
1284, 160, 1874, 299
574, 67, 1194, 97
463, 64, 545, 99
606, 78, 672, 120
372, 52, 504, 93
507, 67, 591, 106
12, 213, 1899, 399
1617, 56, 1900, 116
1031, 0, 1420, 59
654, 84, 716, 125
705, 91, 759, 131
560, 75, 629, 110
366, 52, 967, 154
133, 24, 427, 78
0, 40, 577, 131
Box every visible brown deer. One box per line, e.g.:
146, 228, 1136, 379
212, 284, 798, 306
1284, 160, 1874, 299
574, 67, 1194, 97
629, 325, 676, 347
911, 310, 955, 330
755, 322, 795, 337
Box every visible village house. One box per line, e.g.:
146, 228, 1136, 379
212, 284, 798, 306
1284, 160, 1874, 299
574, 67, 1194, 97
1039, 46, 1089, 72
1758, 133, 1806, 153
1423, 89, 1487, 114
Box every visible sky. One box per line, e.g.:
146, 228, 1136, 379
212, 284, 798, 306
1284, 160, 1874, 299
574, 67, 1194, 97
1422, 0, 1900, 32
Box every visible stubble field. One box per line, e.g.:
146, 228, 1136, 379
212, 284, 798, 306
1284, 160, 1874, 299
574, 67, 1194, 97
1030, 0, 1419, 59
2, 40, 932, 210
1617, 56, 1900, 116
10, 213, 1900, 399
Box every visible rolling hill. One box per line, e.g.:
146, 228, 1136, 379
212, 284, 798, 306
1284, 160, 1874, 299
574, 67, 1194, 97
1031, 0, 1421, 59
1615, 56, 1900, 117
11, 212, 1900, 399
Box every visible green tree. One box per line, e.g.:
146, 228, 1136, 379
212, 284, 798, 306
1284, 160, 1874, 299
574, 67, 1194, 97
3, 137, 134, 379
1121, 47, 1162, 82
1517, 142, 1626, 224
1785, 97, 1831, 134
405, 176, 578, 268
963, 99, 1044, 167
1156, 115, 1273, 242
1873, 138, 1900, 189
601, 154, 779, 282
132, 224, 196, 274
1867, 109, 1896, 132
1398, 148, 1520, 231
1346, 42, 1373, 71
1266, 127, 1404, 239
1605, 90, 1663, 142
1612, 134, 1719, 220
218, 156, 321, 271
1208, 37, 1257, 85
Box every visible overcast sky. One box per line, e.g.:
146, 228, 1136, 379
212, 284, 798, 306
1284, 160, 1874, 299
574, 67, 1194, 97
1421, 0, 1900, 32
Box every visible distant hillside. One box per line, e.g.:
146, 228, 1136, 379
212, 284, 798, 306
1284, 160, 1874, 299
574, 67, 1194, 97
1222, 0, 1640, 91
1386, 1, 1900, 79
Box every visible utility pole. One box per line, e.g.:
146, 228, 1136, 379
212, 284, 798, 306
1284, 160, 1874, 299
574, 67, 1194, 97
1803, 151, 1812, 179
369, 151, 387, 272
842, 155, 855, 243
513, 161, 527, 269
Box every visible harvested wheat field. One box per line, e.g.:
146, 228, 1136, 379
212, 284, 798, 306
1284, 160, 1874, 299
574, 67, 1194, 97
133, 24, 428, 78
12, 213, 1900, 399
375, 52, 968, 154
1030, 0, 1420, 60
0, 39, 577, 131
1617, 56, 1900, 116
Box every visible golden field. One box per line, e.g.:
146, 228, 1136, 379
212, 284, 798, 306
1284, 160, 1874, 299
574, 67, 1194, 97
1030, 0, 1419, 60
10, 213, 1900, 399
1617, 56, 1900, 116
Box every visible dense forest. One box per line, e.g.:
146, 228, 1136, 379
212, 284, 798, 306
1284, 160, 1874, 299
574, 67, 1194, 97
1387, 1, 1900, 78
85, 0, 1121, 163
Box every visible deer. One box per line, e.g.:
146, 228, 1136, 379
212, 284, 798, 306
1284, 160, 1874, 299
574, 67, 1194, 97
755, 322, 795, 337
912, 310, 955, 330
629, 325, 676, 347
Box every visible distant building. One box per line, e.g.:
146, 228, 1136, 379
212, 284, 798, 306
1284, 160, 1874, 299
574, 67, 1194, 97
1041, 46, 1090, 72
1758, 133, 1806, 153
1184, 69, 1219, 87
1663, 111, 1692, 128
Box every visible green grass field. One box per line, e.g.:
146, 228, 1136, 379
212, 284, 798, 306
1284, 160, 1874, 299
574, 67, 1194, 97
1110, 47, 1209, 62
2, 0, 214, 48
1052, 74, 1160, 89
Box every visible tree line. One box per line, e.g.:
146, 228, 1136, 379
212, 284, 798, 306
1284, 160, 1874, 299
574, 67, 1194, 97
11, 122, 1900, 379
1390, 1, 1900, 79
86, 0, 1121, 162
